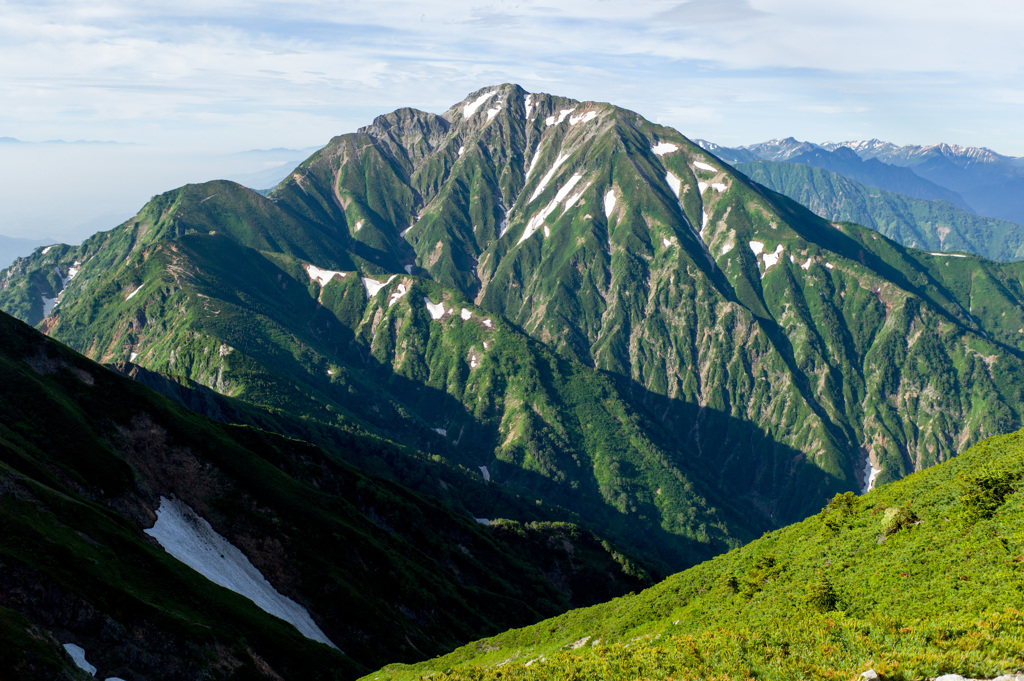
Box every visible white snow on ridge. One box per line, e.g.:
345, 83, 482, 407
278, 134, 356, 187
424, 297, 445, 320
305, 264, 346, 287
362, 275, 396, 297
929, 252, 967, 258
651, 142, 678, 156
519, 173, 585, 245
486, 106, 501, 121
569, 111, 597, 125
557, 108, 575, 124
698, 182, 708, 193
665, 172, 682, 199
63, 643, 96, 675
125, 284, 144, 301
693, 161, 717, 173
525, 93, 534, 117
388, 283, 408, 308
749, 241, 765, 256
42, 245, 55, 255
461, 308, 472, 320
762, 244, 785, 274
464, 91, 496, 117
145, 497, 337, 648
711, 183, 727, 193
530, 153, 571, 202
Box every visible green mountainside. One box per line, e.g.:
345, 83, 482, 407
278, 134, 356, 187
6, 83, 1024, 581
737, 160, 1024, 261
372, 425, 1024, 681
0, 310, 649, 679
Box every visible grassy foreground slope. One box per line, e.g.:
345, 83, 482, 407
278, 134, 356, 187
372, 426, 1024, 681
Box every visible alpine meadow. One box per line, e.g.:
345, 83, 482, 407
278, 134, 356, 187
3, 83, 1024, 680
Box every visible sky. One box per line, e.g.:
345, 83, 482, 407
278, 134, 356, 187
1, 0, 1022, 242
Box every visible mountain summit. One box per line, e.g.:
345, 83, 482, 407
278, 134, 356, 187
5, 83, 1024, 577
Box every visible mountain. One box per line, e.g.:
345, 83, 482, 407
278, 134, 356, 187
0, 308, 651, 679
821, 140, 1024, 226
0, 235, 54, 270
371, 424, 1024, 681
6, 82, 1024, 582
736, 160, 1024, 261
705, 137, 972, 210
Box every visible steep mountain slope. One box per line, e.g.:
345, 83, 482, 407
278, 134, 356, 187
0, 310, 650, 679
737, 160, 1024, 261
824, 140, 1024, 225
372, 424, 1024, 681
6, 83, 1024, 578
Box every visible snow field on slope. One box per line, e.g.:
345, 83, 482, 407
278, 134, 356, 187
425, 298, 445, 319
693, 161, 717, 172
306, 264, 347, 287
519, 173, 585, 245
362, 275, 396, 297
604, 190, 616, 217
651, 142, 679, 156
125, 284, 144, 301
530, 153, 571, 202
464, 91, 496, 117
145, 497, 337, 648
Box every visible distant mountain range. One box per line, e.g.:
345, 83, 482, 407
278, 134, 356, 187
701, 136, 1024, 227
5, 85, 1024, 679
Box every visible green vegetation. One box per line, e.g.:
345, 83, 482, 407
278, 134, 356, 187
369, 426, 1024, 681
738, 159, 1024, 261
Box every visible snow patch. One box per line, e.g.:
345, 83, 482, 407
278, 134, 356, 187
362, 275, 396, 297
458, 146, 464, 156
762, 244, 785, 273
711, 182, 727, 193
130, 352, 138, 362
482, 319, 493, 328
569, 111, 597, 125
801, 257, 812, 270
63, 643, 96, 676
693, 161, 717, 173
543, 225, 550, 238
464, 91, 496, 117
479, 465, 491, 481
665, 172, 682, 199
651, 142, 678, 156
461, 308, 472, 320
557, 108, 575, 123
604, 190, 616, 217
424, 298, 445, 320
662, 237, 672, 247
404, 264, 414, 274
486, 106, 501, 121
524, 93, 533, 117
530, 153, 571, 202
698, 182, 708, 193
41, 245, 55, 254
701, 210, 710, 236
434, 427, 447, 436
475, 517, 491, 525
388, 283, 408, 308
41, 295, 57, 317
305, 264, 346, 287
124, 284, 143, 301
929, 252, 967, 258
749, 241, 765, 256
354, 220, 364, 232
525, 145, 542, 179
825, 262, 834, 270
145, 497, 336, 648
720, 241, 734, 256
400, 223, 415, 237
563, 182, 591, 211
862, 456, 882, 494
519, 173, 585, 245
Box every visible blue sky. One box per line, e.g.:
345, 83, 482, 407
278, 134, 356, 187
1, 0, 1022, 240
